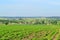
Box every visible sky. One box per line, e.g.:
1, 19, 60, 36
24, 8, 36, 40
0, 0, 60, 17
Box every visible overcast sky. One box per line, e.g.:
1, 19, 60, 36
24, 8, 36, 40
0, 0, 60, 17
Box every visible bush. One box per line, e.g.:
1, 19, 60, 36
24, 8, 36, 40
5, 22, 9, 25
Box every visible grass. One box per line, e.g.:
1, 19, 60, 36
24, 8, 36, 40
0, 24, 60, 40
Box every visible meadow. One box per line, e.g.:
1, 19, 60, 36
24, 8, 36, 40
0, 24, 60, 40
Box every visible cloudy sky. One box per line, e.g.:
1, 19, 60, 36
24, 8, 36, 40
0, 0, 60, 17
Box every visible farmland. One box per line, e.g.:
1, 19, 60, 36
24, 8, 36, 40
0, 17, 60, 40
0, 24, 60, 40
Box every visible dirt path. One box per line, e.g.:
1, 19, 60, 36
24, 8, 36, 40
22, 31, 47, 40
52, 29, 60, 40
22, 33, 35, 40
52, 32, 59, 40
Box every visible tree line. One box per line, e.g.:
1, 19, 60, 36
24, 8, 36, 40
0, 18, 60, 25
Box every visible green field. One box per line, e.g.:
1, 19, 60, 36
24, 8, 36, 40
0, 24, 60, 40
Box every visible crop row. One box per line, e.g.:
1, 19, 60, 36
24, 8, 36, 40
0, 24, 60, 40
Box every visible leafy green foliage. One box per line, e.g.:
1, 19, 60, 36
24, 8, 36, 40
0, 24, 60, 40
